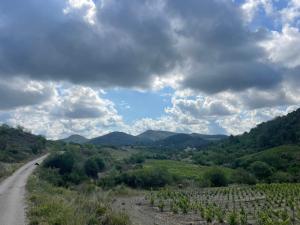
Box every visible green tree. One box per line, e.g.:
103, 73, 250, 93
204, 167, 228, 187
44, 152, 75, 174
249, 161, 273, 179
84, 158, 99, 178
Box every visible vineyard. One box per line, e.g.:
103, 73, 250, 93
145, 184, 300, 225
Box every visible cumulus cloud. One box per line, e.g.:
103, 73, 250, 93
1, 0, 300, 138
0, 0, 178, 89
53, 86, 119, 119
262, 25, 300, 68
0, 0, 285, 94
241, 0, 274, 22
2, 84, 123, 139
239, 87, 300, 109
280, 0, 300, 24
0, 78, 54, 110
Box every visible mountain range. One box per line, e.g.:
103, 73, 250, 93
61, 130, 227, 149
60, 108, 300, 151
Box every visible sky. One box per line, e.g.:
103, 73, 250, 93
0, 0, 300, 139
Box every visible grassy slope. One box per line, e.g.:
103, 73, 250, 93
105, 147, 141, 161
144, 160, 234, 180
237, 145, 300, 169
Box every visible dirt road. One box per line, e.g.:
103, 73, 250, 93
0, 155, 48, 225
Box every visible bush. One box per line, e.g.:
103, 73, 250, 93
127, 153, 146, 164
232, 169, 257, 185
120, 167, 174, 188
85, 158, 99, 178
203, 167, 228, 187
84, 156, 106, 178
249, 161, 273, 180
44, 152, 75, 174
269, 171, 293, 183
93, 156, 105, 171
102, 211, 130, 225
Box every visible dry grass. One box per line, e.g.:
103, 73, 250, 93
27, 174, 131, 225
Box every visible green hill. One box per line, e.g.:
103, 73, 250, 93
137, 130, 176, 142
61, 134, 88, 144
0, 124, 47, 163
89, 132, 141, 146
225, 108, 300, 151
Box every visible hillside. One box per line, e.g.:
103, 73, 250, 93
192, 108, 300, 182
228, 108, 300, 150
236, 145, 300, 172
88, 132, 141, 146
88, 130, 227, 149
61, 134, 88, 144
138, 130, 176, 142
154, 133, 210, 149
191, 133, 228, 141
0, 124, 46, 163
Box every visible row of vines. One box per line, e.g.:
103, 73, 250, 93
145, 184, 300, 225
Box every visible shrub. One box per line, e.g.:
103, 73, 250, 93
102, 211, 130, 225
120, 167, 173, 188
249, 161, 273, 180
203, 167, 228, 187
127, 153, 146, 164
44, 152, 75, 175
232, 169, 257, 185
269, 171, 293, 183
85, 158, 99, 178
93, 156, 105, 171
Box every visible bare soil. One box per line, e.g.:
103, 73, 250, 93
111, 195, 208, 225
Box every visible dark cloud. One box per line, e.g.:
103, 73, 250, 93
0, 0, 178, 88
0, 81, 53, 110
0, 0, 284, 93
63, 104, 105, 119
183, 62, 281, 93
165, 0, 282, 93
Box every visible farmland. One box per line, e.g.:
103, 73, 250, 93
135, 183, 300, 225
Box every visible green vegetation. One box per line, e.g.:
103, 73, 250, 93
27, 172, 131, 225
0, 161, 22, 180
193, 144, 300, 183
0, 124, 47, 179
144, 160, 233, 185
145, 183, 300, 224
0, 124, 46, 163
3, 108, 300, 224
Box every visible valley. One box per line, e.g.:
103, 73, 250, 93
1, 108, 300, 225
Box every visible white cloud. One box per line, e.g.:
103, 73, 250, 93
280, 0, 300, 24
64, 0, 97, 24
0, 78, 54, 110
261, 25, 300, 68
3, 83, 123, 139
241, 0, 274, 22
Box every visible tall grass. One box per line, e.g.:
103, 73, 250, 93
0, 162, 22, 180
27, 174, 131, 225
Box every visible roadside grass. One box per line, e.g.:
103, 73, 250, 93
0, 162, 22, 181
143, 160, 234, 180
27, 173, 131, 225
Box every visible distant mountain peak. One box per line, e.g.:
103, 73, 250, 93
138, 130, 177, 142
88, 131, 140, 146
61, 134, 88, 144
